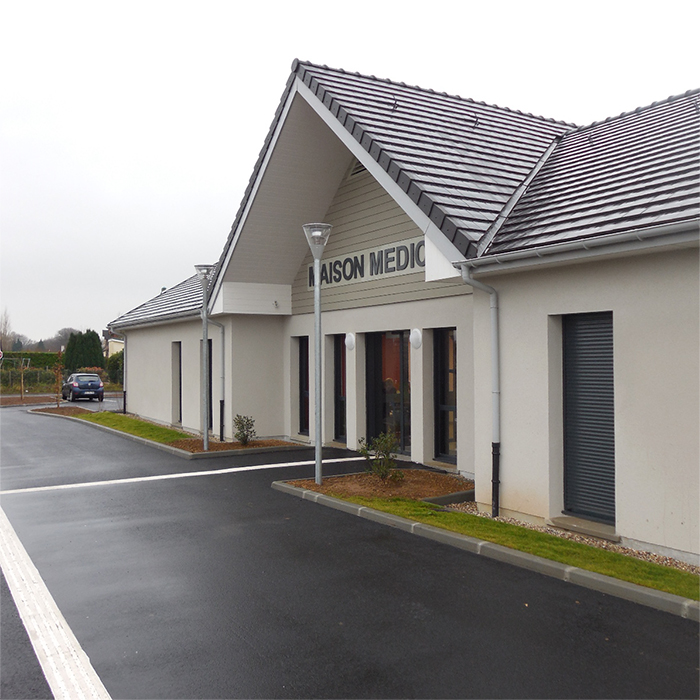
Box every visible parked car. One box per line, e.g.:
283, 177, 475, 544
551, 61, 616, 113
62, 373, 104, 402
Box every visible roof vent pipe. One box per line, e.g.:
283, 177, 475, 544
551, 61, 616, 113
454, 261, 501, 517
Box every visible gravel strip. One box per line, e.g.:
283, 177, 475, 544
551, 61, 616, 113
449, 502, 700, 575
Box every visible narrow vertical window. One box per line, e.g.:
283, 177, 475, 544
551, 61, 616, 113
434, 328, 457, 462
366, 331, 411, 453
207, 338, 213, 431
334, 335, 347, 442
563, 312, 615, 524
172, 341, 182, 424
299, 336, 309, 435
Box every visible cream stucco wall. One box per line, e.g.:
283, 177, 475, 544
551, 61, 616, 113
471, 247, 699, 559
124, 315, 286, 440
124, 320, 204, 433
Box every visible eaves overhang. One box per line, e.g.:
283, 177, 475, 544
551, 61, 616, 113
109, 310, 202, 333
455, 220, 699, 277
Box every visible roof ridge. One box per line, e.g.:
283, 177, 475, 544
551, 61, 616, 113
293, 59, 579, 129
565, 88, 700, 135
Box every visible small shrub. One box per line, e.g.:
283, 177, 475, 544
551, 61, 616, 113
106, 350, 124, 384
233, 414, 257, 445
358, 431, 404, 481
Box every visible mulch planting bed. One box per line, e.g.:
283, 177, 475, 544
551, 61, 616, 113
33, 406, 92, 416
168, 438, 298, 453
1, 395, 65, 406
291, 469, 474, 500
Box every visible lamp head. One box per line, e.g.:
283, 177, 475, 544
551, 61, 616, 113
303, 223, 333, 261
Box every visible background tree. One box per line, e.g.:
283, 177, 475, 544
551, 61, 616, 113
63, 330, 105, 372
0, 308, 11, 350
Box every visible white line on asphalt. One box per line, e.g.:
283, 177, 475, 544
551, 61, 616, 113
0, 507, 112, 700
0, 457, 366, 495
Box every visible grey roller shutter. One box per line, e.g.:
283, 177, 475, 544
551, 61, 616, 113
563, 312, 615, 524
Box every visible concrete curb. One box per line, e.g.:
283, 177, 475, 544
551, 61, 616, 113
29, 409, 308, 460
271, 481, 700, 621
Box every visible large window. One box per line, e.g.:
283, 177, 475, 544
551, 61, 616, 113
434, 328, 457, 462
366, 331, 411, 453
298, 336, 309, 435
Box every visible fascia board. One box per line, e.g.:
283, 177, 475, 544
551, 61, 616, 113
109, 311, 201, 333
295, 79, 464, 280
464, 223, 699, 276
208, 83, 302, 312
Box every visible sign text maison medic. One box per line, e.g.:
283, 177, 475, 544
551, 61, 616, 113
308, 236, 425, 288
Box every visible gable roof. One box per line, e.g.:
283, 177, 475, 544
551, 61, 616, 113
212, 60, 575, 293
111, 62, 699, 329
292, 62, 576, 256
110, 275, 203, 330
486, 89, 700, 255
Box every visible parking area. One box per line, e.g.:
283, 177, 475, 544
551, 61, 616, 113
1, 406, 698, 699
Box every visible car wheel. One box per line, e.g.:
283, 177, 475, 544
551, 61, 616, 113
70, 392, 76, 402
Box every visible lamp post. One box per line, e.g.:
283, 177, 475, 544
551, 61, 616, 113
195, 264, 215, 451
303, 223, 333, 485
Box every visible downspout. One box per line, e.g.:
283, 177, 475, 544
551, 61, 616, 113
122, 334, 127, 414
454, 261, 501, 517
207, 319, 226, 442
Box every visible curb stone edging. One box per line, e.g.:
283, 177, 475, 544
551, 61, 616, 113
271, 480, 700, 621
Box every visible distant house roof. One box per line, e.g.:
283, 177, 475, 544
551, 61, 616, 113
110, 275, 202, 330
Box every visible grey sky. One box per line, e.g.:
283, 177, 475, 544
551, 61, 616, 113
1, 0, 698, 342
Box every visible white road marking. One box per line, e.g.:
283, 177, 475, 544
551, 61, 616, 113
0, 507, 112, 700
0, 456, 365, 495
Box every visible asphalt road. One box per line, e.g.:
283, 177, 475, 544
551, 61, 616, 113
1, 406, 698, 699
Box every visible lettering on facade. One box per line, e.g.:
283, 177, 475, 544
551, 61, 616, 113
308, 237, 425, 288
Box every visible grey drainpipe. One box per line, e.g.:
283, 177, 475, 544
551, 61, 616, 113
454, 261, 501, 517
122, 334, 127, 414
207, 319, 226, 442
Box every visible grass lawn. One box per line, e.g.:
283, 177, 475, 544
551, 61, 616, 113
77, 411, 191, 444
339, 495, 700, 601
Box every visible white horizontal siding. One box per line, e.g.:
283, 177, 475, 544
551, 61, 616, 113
292, 165, 469, 314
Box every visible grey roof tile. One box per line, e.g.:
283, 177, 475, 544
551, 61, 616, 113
114, 63, 698, 328
295, 62, 575, 255
109, 275, 203, 329
487, 90, 700, 254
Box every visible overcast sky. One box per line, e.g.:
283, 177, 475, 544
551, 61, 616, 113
1, 0, 698, 342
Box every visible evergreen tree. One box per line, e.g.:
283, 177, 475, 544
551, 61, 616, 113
82, 329, 104, 368
63, 333, 79, 371
63, 330, 104, 371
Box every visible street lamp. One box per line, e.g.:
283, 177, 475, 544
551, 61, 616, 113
195, 264, 215, 451
303, 222, 332, 485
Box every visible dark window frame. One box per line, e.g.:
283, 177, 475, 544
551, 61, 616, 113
434, 328, 457, 463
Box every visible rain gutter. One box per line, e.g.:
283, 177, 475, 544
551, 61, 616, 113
468, 221, 698, 274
